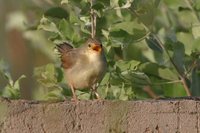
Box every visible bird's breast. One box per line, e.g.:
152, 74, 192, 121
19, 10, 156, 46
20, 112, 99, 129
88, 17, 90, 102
65, 52, 107, 89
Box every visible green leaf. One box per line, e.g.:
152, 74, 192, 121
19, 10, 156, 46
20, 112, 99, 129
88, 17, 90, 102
33, 64, 64, 100
116, 60, 140, 72
194, 0, 200, 10
118, 87, 129, 100
111, 21, 145, 35
38, 16, 59, 33
110, 29, 129, 38
110, 21, 147, 42
176, 32, 194, 55
2, 75, 25, 99
119, 0, 133, 9
192, 23, 200, 39
76, 90, 90, 100
58, 19, 73, 40
145, 35, 163, 53
37, 16, 64, 39
109, 73, 125, 85
44, 7, 69, 19
163, 83, 186, 97
46, 89, 64, 100
13, 75, 26, 91
139, 62, 179, 80
107, 85, 121, 99
92, 2, 105, 10
110, 0, 119, 8
61, 0, 69, 5
97, 0, 110, 7
100, 73, 110, 85
132, 0, 157, 26
110, 0, 122, 17
56, 68, 64, 82
130, 72, 151, 87
191, 67, 200, 96
0, 61, 25, 99
172, 41, 185, 74
102, 29, 109, 39
34, 64, 57, 84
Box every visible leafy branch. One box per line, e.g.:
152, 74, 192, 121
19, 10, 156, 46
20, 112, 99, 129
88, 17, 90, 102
128, 5, 192, 96
152, 34, 191, 96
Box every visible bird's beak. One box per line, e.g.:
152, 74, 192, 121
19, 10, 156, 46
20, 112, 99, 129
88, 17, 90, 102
91, 44, 102, 52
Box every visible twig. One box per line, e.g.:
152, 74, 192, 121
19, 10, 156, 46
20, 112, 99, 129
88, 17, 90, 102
135, 31, 151, 42
180, 76, 191, 96
185, 60, 197, 77
151, 80, 182, 86
143, 86, 159, 99
90, 0, 96, 38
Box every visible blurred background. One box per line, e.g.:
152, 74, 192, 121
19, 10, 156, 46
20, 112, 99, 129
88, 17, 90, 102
0, 0, 200, 100
0, 0, 56, 99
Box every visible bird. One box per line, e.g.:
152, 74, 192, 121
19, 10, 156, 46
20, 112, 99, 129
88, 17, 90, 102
56, 38, 107, 102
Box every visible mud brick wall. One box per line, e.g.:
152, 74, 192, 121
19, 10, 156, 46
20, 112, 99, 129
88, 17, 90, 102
0, 99, 199, 133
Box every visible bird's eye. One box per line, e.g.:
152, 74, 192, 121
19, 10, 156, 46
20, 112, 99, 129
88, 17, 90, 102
88, 44, 91, 47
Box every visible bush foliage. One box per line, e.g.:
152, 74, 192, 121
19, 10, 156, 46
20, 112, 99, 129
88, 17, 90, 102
1, 0, 200, 100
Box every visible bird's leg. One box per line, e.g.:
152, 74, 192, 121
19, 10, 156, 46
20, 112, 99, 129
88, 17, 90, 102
94, 91, 100, 100
90, 89, 95, 100
70, 84, 78, 102
91, 84, 101, 100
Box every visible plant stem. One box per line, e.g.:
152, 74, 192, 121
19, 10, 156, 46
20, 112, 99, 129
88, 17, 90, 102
180, 76, 191, 96
143, 86, 159, 99
185, 60, 197, 77
90, 0, 96, 38
152, 80, 182, 86
135, 31, 151, 42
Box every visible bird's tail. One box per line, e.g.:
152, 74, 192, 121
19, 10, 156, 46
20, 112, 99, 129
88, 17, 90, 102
56, 42, 74, 69
56, 42, 73, 54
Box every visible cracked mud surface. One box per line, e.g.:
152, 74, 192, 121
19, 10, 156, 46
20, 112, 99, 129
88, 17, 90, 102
0, 98, 199, 133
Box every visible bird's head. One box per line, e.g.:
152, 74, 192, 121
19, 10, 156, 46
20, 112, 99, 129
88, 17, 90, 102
85, 38, 103, 53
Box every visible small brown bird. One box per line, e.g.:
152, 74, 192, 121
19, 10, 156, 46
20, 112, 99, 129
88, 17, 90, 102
57, 38, 107, 101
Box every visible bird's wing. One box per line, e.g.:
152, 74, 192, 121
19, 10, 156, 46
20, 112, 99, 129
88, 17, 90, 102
56, 42, 79, 69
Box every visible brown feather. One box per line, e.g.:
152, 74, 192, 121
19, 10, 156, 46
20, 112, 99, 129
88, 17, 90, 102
56, 42, 77, 69
56, 42, 73, 53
